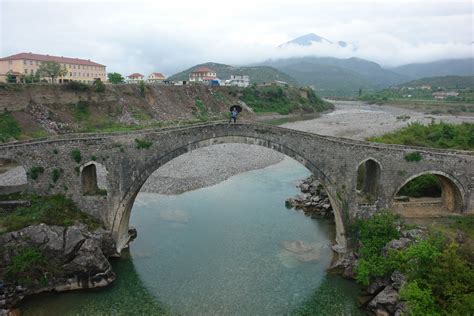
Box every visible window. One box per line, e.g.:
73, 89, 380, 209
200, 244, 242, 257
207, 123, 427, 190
31, 69, 33, 75
73, 65, 76, 69
70, 72, 72, 76
23, 60, 27, 65
30, 60, 33, 65
24, 69, 28, 74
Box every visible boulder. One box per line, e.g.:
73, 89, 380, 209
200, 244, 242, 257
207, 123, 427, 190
383, 238, 411, 254
367, 277, 390, 295
391, 270, 406, 290
368, 286, 400, 314
401, 228, 426, 240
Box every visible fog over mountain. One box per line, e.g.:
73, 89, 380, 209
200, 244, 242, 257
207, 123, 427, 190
0, 0, 472, 76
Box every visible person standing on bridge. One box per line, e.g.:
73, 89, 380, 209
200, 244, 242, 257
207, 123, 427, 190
229, 105, 241, 124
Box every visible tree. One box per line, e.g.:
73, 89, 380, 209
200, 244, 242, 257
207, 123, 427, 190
5, 72, 16, 83
36, 61, 68, 83
107, 72, 125, 84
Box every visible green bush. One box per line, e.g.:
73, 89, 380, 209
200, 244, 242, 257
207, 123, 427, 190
94, 80, 105, 92
71, 149, 82, 163
400, 281, 440, 316
369, 122, 474, 150
353, 211, 400, 285
138, 80, 146, 97
404, 152, 422, 162
195, 98, 208, 120
5, 247, 49, 284
135, 138, 152, 149
28, 166, 44, 180
51, 168, 62, 183
63, 81, 90, 92
0, 112, 21, 142
73, 101, 90, 122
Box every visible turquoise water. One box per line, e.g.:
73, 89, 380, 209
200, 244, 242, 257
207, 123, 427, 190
19, 157, 363, 315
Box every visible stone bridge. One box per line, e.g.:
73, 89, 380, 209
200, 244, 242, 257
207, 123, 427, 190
0, 122, 473, 251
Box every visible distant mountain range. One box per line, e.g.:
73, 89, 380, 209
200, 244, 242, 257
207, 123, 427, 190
167, 62, 296, 84
390, 59, 474, 79
398, 75, 474, 89
278, 33, 351, 49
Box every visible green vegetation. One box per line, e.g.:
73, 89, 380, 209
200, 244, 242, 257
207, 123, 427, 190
51, 168, 62, 183
398, 174, 441, 197
240, 85, 333, 115
352, 212, 474, 315
0, 112, 21, 142
0, 194, 102, 233
63, 81, 90, 92
36, 61, 68, 83
73, 101, 91, 122
107, 72, 125, 84
353, 211, 400, 285
404, 152, 422, 162
4, 247, 51, 285
94, 80, 106, 92
28, 166, 44, 180
71, 149, 82, 163
194, 98, 208, 120
135, 138, 152, 149
138, 80, 146, 97
369, 122, 474, 151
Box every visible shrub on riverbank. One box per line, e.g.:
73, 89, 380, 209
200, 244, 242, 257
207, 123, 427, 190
353, 212, 474, 315
0, 194, 102, 233
240, 85, 333, 115
368, 121, 474, 150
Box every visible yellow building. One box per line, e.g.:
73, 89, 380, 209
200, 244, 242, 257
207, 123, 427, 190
0, 52, 106, 83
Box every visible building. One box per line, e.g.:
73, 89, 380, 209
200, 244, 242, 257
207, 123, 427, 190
147, 72, 166, 84
446, 91, 459, 97
419, 84, 432, 90
126, 73, 144, 83
224, 75, 250, 87
0, 52, 106, 83
189, 67, 217, 82
432, 92, 446, 99
263, 80, 288, 87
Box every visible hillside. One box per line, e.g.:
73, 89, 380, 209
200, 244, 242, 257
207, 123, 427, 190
399, 75, 474, 89
259, 57, 408, 96
167, 62, 297, 85
391, 59, 474, 78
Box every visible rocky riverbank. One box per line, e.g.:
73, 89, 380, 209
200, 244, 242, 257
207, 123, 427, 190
0, 223, 118, 314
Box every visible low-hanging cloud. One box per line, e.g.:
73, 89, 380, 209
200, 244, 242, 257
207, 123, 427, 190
1, 0, 472, 76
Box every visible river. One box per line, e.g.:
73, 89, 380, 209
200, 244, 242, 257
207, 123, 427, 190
18, 157, 363, 315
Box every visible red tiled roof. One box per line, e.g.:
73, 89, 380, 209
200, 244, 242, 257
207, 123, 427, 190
192, 67, 215, 73
128, 73, 144, 78
150, 72, 165, 78
0, 52, 105, 67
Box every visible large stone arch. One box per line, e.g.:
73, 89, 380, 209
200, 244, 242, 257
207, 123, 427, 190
111, 135, 346, 252
391, 170, 465, 216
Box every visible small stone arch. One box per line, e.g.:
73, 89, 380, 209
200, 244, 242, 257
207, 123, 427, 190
0, 158, 28, 195
392, 170, 464, 217
356, 158, 381, 203
80, 161, 108, 196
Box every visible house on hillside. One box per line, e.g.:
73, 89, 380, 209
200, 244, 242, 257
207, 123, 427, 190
446, 91, 459, 97
127, 73, 144, 83
148, 72, 166, 84
263, 80, 288, 87
189, 67, 217, 82
419, 84, 431, 90
223, 75, 250, 87
432, 92, 446, 99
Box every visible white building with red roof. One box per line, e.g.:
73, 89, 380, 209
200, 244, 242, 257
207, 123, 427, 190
189, 67, 217, 82
126, 73, 145, 84
147, 72, 166, 84
0, 52, 106, 83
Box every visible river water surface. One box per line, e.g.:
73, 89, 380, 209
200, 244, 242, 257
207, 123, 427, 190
19, 157, 363, 315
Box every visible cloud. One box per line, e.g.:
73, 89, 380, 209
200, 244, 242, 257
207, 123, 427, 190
0, 0, 472, 75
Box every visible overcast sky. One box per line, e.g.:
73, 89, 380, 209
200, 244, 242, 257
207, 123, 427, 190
0, 0, 472, 76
